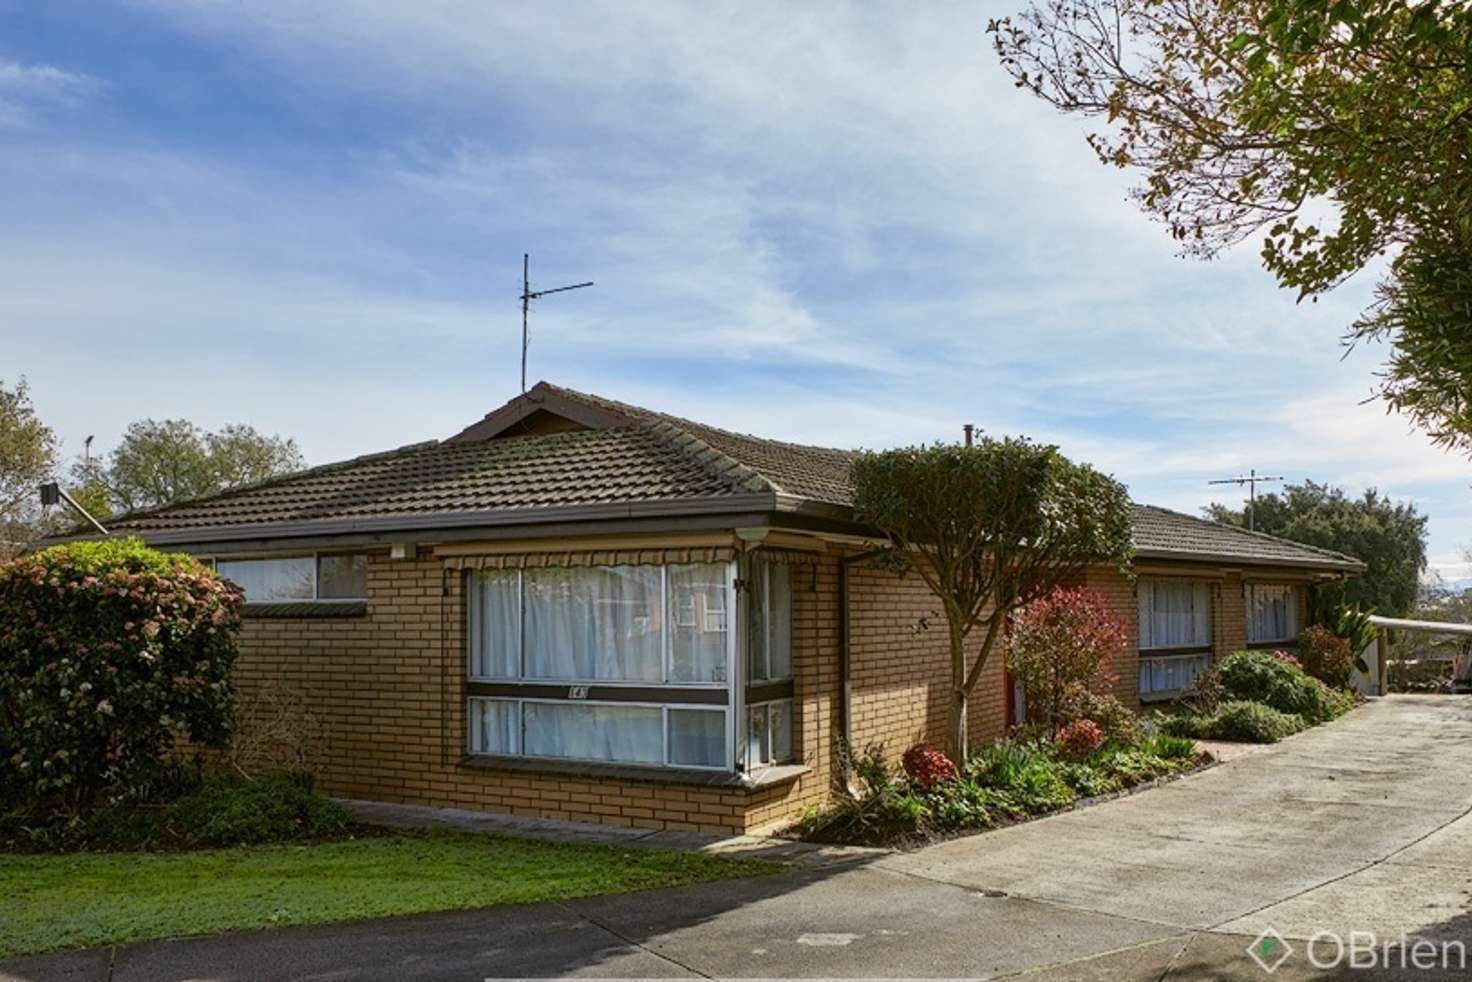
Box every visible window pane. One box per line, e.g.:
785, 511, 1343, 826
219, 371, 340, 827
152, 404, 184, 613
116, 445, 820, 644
1139, 581, 1211, 649
218, 557, 314, 602
468, 571, 520, 678
1140, 654, 1211, 695
746, 704, 770, 764
669, 563, 728, 683
318, 555, 368, 599
767, 563, 793, 679
524, 567, 662, 681
668, 708, 726, 767
768, 699, 793, 764
1248, 585, 1299, 642
468, 698, 519, 754
522, 702, 663, 764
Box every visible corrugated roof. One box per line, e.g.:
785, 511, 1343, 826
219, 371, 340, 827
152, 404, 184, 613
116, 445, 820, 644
99, 382, 1364, 571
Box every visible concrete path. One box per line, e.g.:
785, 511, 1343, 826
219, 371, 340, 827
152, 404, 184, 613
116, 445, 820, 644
6, 695, 1472, 981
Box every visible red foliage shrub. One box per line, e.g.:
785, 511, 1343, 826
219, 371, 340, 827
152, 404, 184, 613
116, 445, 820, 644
1056, 719, 1104, 761
902, 743, 958, 789
1297, 626, 1354, 688
1007, 586, 1128, 736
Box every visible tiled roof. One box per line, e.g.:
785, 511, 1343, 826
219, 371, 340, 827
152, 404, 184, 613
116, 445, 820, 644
105, 425, 773, 533
1129, 504, 1360, 569
99, 382, 1364, 571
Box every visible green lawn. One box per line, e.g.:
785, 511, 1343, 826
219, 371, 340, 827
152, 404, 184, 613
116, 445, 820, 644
0, 830, 782, 958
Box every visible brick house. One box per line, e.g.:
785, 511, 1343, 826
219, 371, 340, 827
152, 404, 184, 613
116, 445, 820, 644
92, 383, 1362, 834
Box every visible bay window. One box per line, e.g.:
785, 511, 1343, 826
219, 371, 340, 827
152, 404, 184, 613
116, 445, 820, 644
1138, 579, 1213, 700
466, 557, 794, 772
1246, 584, 1301, 644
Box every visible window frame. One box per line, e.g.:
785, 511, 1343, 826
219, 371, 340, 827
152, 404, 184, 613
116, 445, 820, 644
745, 697, 795, 767
1137, 578, 1214, 653
1245, 583, 1302, 645
465, 562, 740, 772
210, 551, 369, 604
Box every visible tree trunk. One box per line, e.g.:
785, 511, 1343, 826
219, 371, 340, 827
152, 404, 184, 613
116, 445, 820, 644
948, 688, 968, 765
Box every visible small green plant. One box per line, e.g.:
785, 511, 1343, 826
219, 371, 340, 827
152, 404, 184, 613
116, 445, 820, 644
172, 772, 350, 846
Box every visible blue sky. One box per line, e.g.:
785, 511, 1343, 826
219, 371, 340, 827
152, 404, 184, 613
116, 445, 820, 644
4, 1, 1469, 579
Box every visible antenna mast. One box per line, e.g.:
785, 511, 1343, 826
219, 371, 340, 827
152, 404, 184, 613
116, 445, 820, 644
1208, 468, 1283, 532
520, 253, 593, 394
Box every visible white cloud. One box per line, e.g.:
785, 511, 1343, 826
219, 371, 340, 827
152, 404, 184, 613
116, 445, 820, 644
0, 59, 98, 127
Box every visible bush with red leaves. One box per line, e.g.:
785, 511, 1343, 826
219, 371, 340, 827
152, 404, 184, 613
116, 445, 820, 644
902, 743, 958, 789
1056, 719, 1104, 761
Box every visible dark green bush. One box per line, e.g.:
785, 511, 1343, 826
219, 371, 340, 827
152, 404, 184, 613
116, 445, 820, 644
1061, 687, 1143, 745
1208, 700, 1306, 743
1217, 649, 1349, 724
0, 538, 243, 815
172, 772, 350, 845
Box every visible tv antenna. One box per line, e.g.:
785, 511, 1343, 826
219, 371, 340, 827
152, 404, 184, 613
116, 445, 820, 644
520, 253, 593, 394
1208, 468, 1282, 532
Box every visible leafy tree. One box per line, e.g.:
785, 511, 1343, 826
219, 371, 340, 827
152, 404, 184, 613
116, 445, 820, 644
1006, 586, 1128, 738
0, 379, 58, 559
850, 438, 1133, 761
1205, 481, 1427, 616
77, 420, 304, 514
990, 0, 1472, 453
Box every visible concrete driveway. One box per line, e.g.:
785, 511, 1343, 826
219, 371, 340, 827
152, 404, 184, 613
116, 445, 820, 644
6, 695, 1472, 981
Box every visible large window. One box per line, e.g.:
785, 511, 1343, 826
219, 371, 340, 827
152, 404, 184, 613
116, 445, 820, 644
1138, 579, 1212, 700
1247, 584, 1301, 644
216, 554, 367, 602
466, 558, 794, 772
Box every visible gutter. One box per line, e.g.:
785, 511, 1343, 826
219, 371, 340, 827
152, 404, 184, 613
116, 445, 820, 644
1130, 548, 1364, 574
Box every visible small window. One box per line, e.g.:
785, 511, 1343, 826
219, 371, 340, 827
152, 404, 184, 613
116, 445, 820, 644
668, 708, 726, 767
521, 702, 665, 765
747, 560, 792, 682
1247, 584, 1301, 643
747, 699, 794, 766
217, 554, 369, 603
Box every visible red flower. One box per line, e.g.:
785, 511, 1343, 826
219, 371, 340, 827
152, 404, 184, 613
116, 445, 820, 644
902, 743, 958, 789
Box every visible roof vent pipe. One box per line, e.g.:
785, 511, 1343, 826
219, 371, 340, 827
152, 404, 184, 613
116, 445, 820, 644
962, 423, 975, 447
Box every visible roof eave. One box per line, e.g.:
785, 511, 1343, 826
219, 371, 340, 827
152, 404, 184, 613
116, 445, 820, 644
1131, 547, 1365, 574
37, 492, 784, 549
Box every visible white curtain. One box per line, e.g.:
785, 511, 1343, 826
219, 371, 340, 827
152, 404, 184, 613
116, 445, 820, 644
524, 566, 662, 681
218, 556, 315, 602
668, 563, 728, 682
522, 702, 663, 763
469, 698, 519, 754
1138, 581, 1211, 649
1139, 654, 1212, 695
468, 571, 520, 678
1248, 585, 1299, 642
668, 708, 725, 767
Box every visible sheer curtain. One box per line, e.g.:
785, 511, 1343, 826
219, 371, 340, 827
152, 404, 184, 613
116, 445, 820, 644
523, 566, 662, 681
1138, 581, 1211, 649
1248, 585, 1299, 642
522, 703, 663, 763
748, 560, 793, 680
468, 571, 520, 678
668, 563, 728, 682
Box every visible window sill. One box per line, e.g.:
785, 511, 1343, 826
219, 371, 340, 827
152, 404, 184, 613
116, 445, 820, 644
1139, 690, 1187, 704
1246, 640, 1300, 650
458, 754, 810, 791
1138, 647, 1213, 658
242, 601, 368, 619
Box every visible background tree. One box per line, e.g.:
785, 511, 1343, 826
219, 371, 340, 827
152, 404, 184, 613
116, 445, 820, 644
0, 379, 58, 559
1205, 481, 1427, 616
77, 419, 304, 514
850, 438, 1133, 761
990, 0, 1472, 453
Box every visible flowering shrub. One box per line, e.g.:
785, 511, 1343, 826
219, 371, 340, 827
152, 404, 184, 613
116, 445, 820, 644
1217, 648, 1350, 724
1056, 719, 1104, 761
1269, 649, 1304, 670
0, 538, 243, 814
1297, 626, 1354, 688
1058, 684, 1142, 745
1006, 586, 1127, 736
902, 743, 958, 788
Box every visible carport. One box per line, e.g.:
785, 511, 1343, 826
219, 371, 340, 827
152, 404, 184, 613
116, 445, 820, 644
1366, 614, 1472, 694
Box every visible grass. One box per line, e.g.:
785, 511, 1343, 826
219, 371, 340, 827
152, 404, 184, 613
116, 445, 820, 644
0, 830, 782, 958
